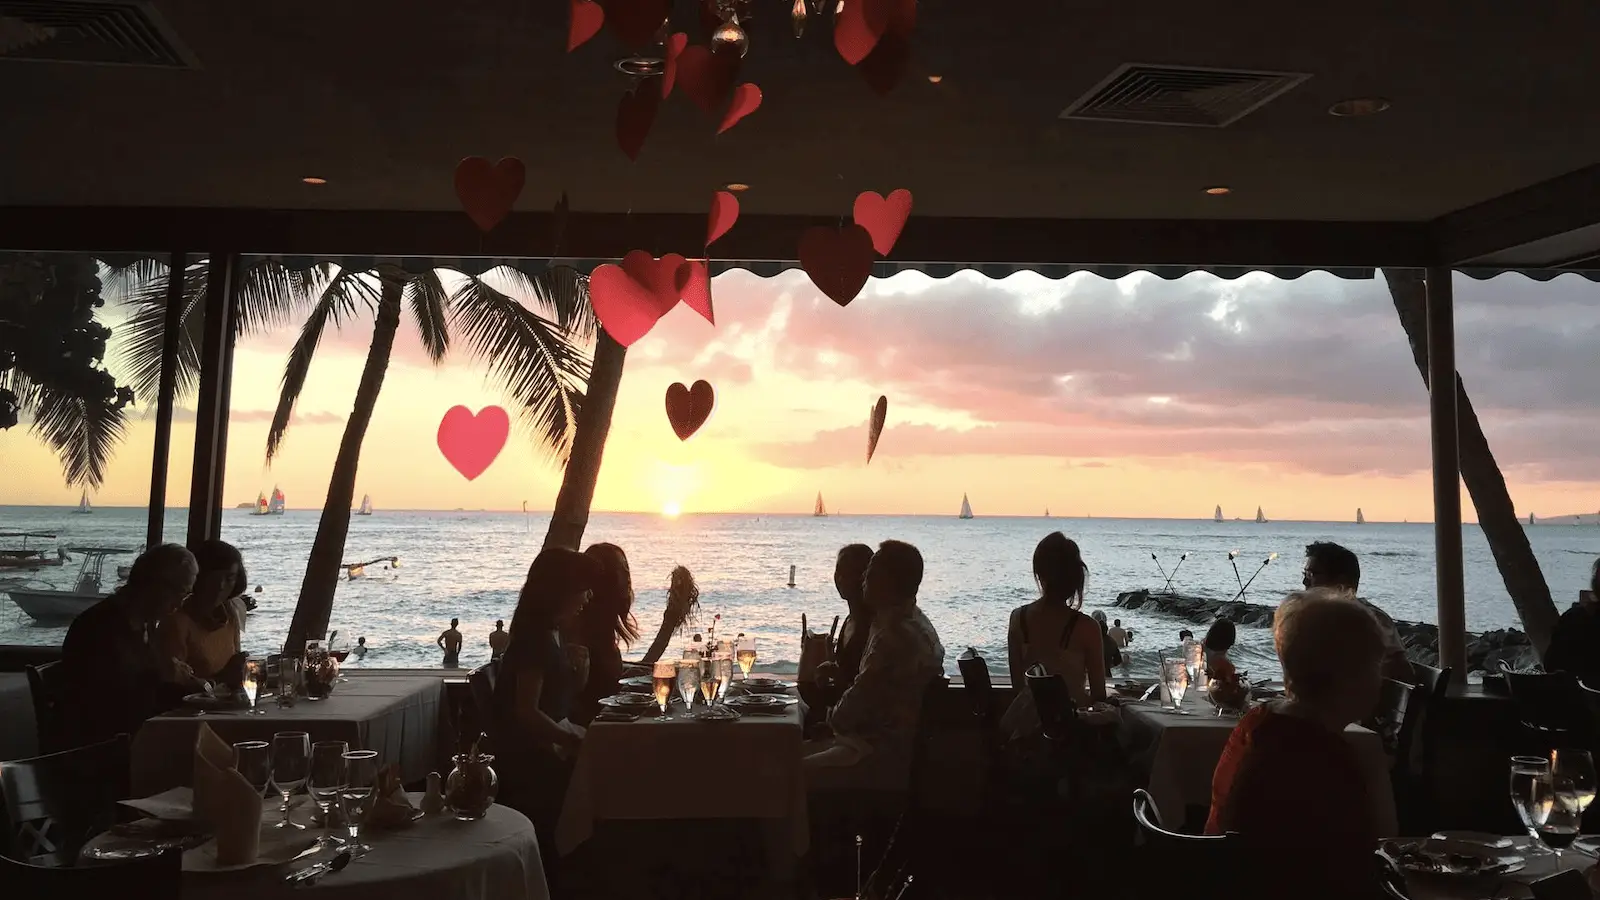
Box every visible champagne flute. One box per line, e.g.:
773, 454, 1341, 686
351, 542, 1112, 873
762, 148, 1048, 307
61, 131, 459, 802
308, 741, 349, 848
270, 731, 311, 829
339, 750, 379, 854
242, 660, 265, 715
700, 658, 720, 707
652, 660, 676, 720
1551, 748, 1597, 814
1510, 755, 1551, 843
736, 638, 757, 679
233, 740, 272, 797
677, 660, 702, 714
714, 654, 733, 701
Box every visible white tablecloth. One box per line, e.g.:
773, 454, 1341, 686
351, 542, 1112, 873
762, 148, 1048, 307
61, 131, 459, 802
131, 675, 445, 795
1400, 835, 1591, 900
556, 698, 808, 856
1119, 692, 1399, 835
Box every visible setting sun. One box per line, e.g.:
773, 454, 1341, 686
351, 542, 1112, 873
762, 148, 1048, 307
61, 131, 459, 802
661, 500, 682, 518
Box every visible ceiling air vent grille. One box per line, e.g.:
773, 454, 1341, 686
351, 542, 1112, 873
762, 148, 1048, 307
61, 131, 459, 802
0, 1, 194, 68
1060, 63, 1309, 128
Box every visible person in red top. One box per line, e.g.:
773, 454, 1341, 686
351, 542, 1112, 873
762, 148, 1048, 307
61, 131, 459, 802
1207, 588, 1388, 898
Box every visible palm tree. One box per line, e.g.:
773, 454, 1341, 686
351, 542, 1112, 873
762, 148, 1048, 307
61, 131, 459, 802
1381, 268, 1560, 658
543, 320, 627, 551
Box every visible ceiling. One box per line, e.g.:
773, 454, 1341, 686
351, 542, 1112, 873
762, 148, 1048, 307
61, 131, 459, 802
4, 0, 1600, 226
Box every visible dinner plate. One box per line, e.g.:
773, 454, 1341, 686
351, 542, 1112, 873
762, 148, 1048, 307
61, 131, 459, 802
697, 707, 742, 722
183, 692, 235, 710
740, 678, 794, 693
728, 694, 786, 708
620, 675, 654, 688
1381, 839, 1525, 877
599, 694, 658, 708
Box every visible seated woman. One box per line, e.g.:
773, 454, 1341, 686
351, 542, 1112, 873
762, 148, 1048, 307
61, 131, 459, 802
1001, 533, 1105, 736
155, 540, 250, 685
1207, 588, 1385, 897
632, 565, 700, 666
1202, 618, 1237, 681
493, 548, 598, 834
570, 542, 640, 724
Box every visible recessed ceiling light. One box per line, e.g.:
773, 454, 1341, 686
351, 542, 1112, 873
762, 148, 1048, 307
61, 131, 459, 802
724, 182, 750, 192
1328, 97, 1391, 117
927, 74, 943, 84
302, 176, 327, 185
1204, 186, 1231, 195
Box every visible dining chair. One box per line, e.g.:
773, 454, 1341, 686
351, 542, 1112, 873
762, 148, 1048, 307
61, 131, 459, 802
0, 735, 130, 866
466, 659, 500, 743
24, 661, 68, 755
955, 647, 996, 724
1498, 661, 1594, 748
1392, 665, 1451, 833
1371, 678, 1413, 758
0, 847, 180, 899
1374, 849, 1413, 900
1132, 789, 1239, 897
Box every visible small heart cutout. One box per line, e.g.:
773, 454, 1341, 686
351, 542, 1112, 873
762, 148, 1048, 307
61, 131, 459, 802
676, 44, 740, 115
799, 224, 876, 307
603, 0, 670, 50
616, 81, 661, 161
437, 405, 511, 480
867, 395, 888, 463
661, 32, 689, 98
706, 190, 740, 247
665, 380, 716, 441
680, 259, 714, 325
852, 188, 914, 256
589, 251, 692, 346
568, 0, 605, 51
718, 83, 762, 134
834, 0, 892, 65
453, 157, 525, 233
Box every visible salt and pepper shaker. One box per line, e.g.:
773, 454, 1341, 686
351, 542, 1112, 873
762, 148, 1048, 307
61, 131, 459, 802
421, 771, 446, 815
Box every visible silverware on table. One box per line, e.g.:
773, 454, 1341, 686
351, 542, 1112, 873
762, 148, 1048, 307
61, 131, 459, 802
286, 848, 353, 886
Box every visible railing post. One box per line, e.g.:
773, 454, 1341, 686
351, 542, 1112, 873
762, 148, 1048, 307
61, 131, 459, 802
145, 251, 186, 549
1426, 266, 1467, 684
185, 253, 239, 545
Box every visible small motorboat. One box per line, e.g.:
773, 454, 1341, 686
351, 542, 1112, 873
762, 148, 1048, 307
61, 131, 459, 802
5, 547, 133, 624
342, 556, 401, 581
0, 533, 67, 570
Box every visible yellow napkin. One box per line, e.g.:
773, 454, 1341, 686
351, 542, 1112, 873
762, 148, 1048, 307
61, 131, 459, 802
191, 724, 235, 826
192, 732, 261, 865
364, 764, 418, 830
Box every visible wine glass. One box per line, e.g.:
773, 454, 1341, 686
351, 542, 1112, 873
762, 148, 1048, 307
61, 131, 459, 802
233, 740, 272, 797
1160, 657, 1190, 713
241, 660, 265, 715
651, 660, 676, 720
308, 741, 349, 848
700, 658, 720, 707
339, 750, 378, 854
1533, 773, 1584, 864
1510, 755, 1551, 843
736, 638, 758, 680
270, 731, 311, 829
677, 660, 702, 713
1551, 748, 1597, 815
714, 654, 733, 701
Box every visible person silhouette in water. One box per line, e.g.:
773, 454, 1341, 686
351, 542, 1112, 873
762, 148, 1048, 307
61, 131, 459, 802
438, 618, 463, 668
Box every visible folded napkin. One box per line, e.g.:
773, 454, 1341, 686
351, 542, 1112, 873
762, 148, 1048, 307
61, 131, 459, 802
364, 764, 418, 830
192, 731, 261, 865
191, 724, 235, 826
120, 786, 198, 822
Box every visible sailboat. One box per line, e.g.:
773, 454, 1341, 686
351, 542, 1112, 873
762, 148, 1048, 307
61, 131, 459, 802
72, 491, 92, 514
1254, 506, 1268, 524
813, 492, 828, 518
1044, 507, 1050, 518
1213, 505, 1224, 523
356, 494, 373, 516
250, 492, 270, 516
1356, 508, 1366, 525
268, 486, 286, 515
959, 494, 974, 519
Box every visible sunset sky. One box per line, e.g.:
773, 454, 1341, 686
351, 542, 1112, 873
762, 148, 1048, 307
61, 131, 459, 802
4, 268, 1598, 522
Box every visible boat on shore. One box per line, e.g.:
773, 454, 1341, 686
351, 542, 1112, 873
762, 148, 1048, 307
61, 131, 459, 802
5, 547, 133, 623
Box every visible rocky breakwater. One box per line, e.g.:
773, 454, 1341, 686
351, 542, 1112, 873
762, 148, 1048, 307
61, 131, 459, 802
1112, 589, 1538, 673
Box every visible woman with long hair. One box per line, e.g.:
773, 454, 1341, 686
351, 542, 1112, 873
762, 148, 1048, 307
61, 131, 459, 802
155, 539, 250, 684
571, 542, 641, 723
1001, 533, 1105, 736
635, 565, 700, 665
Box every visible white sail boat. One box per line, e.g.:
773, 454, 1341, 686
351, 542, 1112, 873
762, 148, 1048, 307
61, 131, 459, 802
73, 491, 92, 514
1254, 506, 1267, 524
1356, 508, 1366, 525
1213, 504, 1224, 523
813, 492, 828, 518
356, 494, 373, 516
959, 494, 974, 519
268, 486, 286, 515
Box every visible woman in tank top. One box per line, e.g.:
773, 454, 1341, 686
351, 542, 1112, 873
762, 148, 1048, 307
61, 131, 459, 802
1001, 533, 1106, 734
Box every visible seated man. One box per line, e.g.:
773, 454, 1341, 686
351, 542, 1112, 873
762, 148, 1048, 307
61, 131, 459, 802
1303, 541, 1412, 683
804, 540, 945, 791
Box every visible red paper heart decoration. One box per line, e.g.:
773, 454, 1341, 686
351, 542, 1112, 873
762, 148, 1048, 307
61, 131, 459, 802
834, 0, 892, 65
718, 83, 762, 134
453, 157, 525, 233
856, 30, 911, 96
616, 81, 661, 161
680, 259, 714, 324
603, 0, 669, 50
676, 44, 739, 115
852, 188, 914, 256
664, 380, 716, 441
589, 251, 692, 346
867, 395, 888, 463
706, 190, 739, 247
799, 224, 876, 307
568, 0, 605, 51
661, 32, 689, 98
437, 405, 510, 480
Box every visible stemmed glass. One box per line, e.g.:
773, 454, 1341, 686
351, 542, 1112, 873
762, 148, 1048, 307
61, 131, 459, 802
270, 731, 311, 829
339, 750, 379, 854
1184, 639, 1206, 693
677, 660, 702, 715
1533, 772, 1584, 864
736, 638, 758, 680
241, 660, 266, 715
651, 660, 676, 720
1160, 656, 1190, 713
1510, 755, 1551, 845
233, 740, 272, 797
308, 741, 349, 849
714, 654, 733, 702
700, 658, 721, 708
1551, 748, 1597, 817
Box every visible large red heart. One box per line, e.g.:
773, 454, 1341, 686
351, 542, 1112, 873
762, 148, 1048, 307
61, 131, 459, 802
718, 83, 762, 134
676, 44, 739, 115
706, 190, 739, 247
867, 395, 888, 463
603, 0, 669, 50
437, 405, 510, 480
680, 259, 714, 324
589, 251, 692, 346
453, 157, 525, 233
853, 188, 914, 256
616, 81, 661, 161
834, 0, 892, 65
664, 380, 716, 441
799, 224, 876, 307
568, 0, 605, 51
661, 32, 689, 98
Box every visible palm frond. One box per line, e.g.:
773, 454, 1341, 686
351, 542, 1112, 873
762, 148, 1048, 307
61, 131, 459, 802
266, 266, 377, 461
449, 275, 591, 463
406, 269, 451, 364
107, 261, 210, 405
235, 260, 323, 335
484, 265, 597, 340
28, 383, 129, 489
100, 256, 171, 303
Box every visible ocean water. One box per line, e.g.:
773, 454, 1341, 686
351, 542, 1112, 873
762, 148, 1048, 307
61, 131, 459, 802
2, 506, 1597, 680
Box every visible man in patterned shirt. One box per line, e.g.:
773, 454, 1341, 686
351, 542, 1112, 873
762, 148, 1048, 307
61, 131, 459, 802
804, 540, 945, 791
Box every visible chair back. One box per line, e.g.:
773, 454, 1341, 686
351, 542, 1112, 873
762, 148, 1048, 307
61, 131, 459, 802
1396, 664, 1451, 772
467, 659, 500, 744
0, 735, 130, 866
1372, 678, 1413, 758
1498, 662, 1593, 742
1026, 665, 1075, 742
906, 676, 950, 803
1134, 789, 1241, 897
1375, 849, 1413, 899
0, 848, 180, 898
24, 662, 68, 755
956, 648, 994, 722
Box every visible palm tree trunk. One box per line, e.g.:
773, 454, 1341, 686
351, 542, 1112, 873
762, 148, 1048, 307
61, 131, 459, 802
283, 278, 403, 654
1382, 268, 1560, 658
543, 333, 626, 550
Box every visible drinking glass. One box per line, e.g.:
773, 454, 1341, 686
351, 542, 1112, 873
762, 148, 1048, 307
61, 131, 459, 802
304, 640, 331, 700
339, 750, 379, 853
308, 741, 349, 846
1551, 748, 1597, 814
242, 660, 265, 715
651, 660, 676, 720
714, 655, 734, 701
1510, 755, 1551, 842
1183, 638, 1203, 684
277, 657, 301, 708
1534, 773, 1584, 863
233, 740, 272, 797
270, 731, 311, 829
700, 658, 720, 706
736, 638, 758, 679
1160, 657, 1190, 713
677, 660, 702, 712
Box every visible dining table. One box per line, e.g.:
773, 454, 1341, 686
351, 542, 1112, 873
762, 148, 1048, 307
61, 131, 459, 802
1118, 686, 1399, 835
130, 674, 446, 795
1393, 834, 1598, 900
